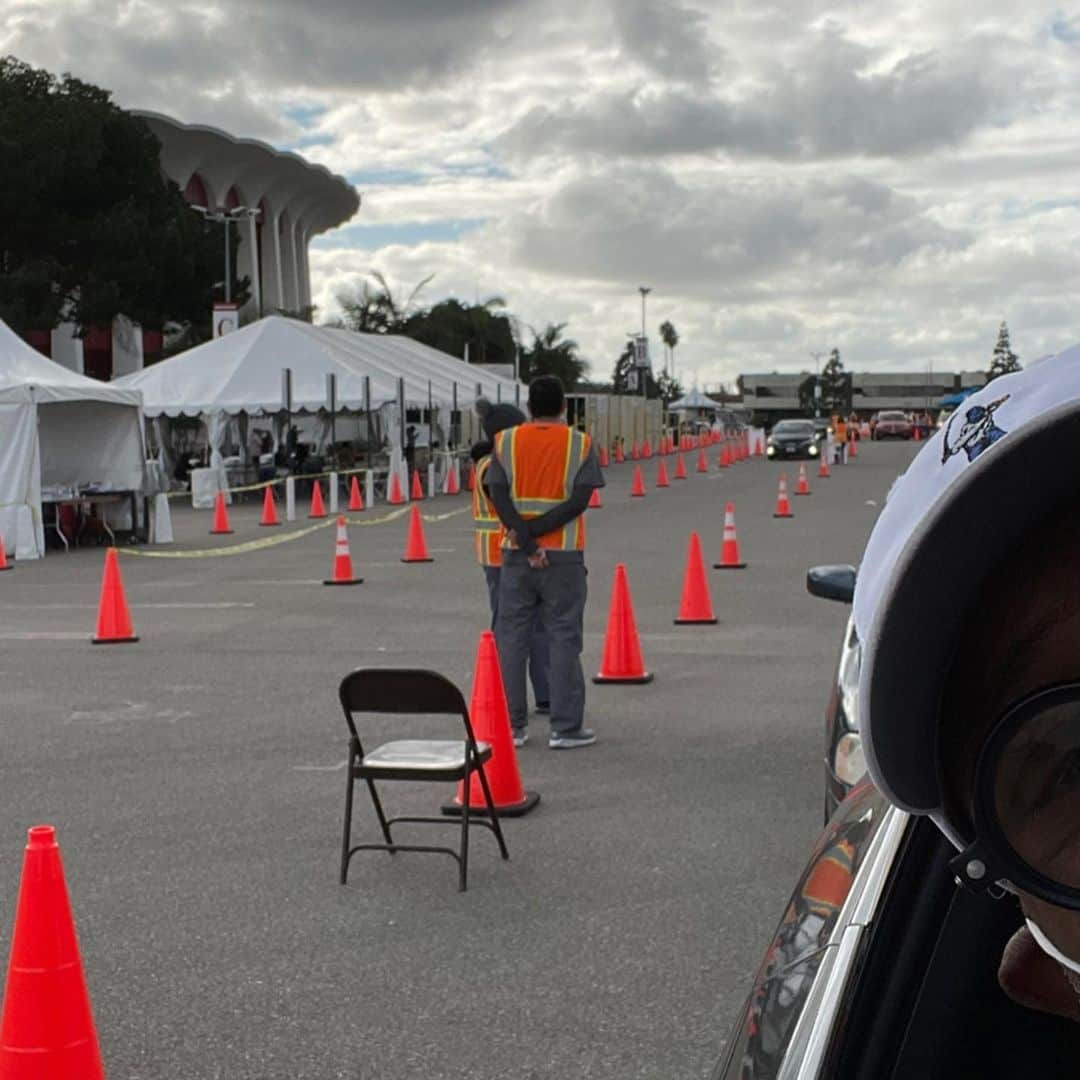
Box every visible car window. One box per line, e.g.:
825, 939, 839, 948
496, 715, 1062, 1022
714, 783, 893, 1079
773, 422, 814, 435
878, 412, 906, 421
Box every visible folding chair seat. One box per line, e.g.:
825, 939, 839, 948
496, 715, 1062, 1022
339, 668, 509, 891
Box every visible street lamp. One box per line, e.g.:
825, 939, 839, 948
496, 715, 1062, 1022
810, 350, 826, 418
637, 286, 651, 400
190, 204, 258, 305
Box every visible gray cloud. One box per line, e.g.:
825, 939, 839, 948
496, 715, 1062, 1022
613, 0, 717, 85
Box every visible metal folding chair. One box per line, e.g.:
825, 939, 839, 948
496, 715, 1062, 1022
339, 668, 509, 891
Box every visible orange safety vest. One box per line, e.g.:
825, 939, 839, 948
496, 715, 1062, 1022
472, 456, 503, 567
493, 422, 591, 551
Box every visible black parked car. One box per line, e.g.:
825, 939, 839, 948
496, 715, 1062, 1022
766, 420, 823, 461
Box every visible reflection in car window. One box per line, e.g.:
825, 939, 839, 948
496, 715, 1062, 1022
717, 782, 890, 1079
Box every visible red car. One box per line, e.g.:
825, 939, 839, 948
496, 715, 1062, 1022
872, 410, 913, 440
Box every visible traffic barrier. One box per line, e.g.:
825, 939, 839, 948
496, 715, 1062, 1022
674, 452, 688, 480
309, 481, 327, 519
593, 564, 653, 684
696, 447, 709, 473
324, 516, 363, 586
714, 502, 747, 569
348, 476, 365, 511
91, 548, 138, 644
410, 469, 425, 500
443, 631, 539, 817
630, 465, 646, 497
259, 485, 281, 526
588, 487, 603, 509
795, 462, 811, 496
774, 474, 794, 518
388, 471, 406, 505
674, 532, 718, 625
210, 491, 233, 535
0, 826, 105, 1080
401, 505, 433, 562
656, 459, 670, 488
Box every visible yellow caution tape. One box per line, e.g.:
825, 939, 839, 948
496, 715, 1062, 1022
115, 506, 467, 558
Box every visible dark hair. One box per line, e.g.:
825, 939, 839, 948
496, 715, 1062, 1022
528, 375, 564, 419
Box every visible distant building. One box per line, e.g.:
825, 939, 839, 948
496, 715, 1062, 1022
738, 370, 985, 422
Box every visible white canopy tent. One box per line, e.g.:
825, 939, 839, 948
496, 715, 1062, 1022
0, 320, 145, 559
669, 388, 721, 413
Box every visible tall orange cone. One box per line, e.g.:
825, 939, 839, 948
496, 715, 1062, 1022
210, 490, 233, 534
91, 549, 138, 644
630, 465, 646, 497
445, 463, 460, 496
696, 447, 709, 473
309, 480, 327, 518
795, 462, 811, 496
348, 475, 365, 510
259, 485, 281, 526
599, 444, 610, 467
443, 631, 539, 817
594, 564, 653, 684
714, 501, 748, 569
410, 468, 425, 500
674, 532, 718, 625
718, 444, 730, 469
0, 533, 10, 571
588, 487, 603, 509
774, 474, 794, 518
656, 459, 670, 488
754, 433, 765, 457
913, 425, 921, 442
0, 826, 105, 1080
643, 438, 653, 459
324, 516, 363, 586
388, 470, 406, 505
818, 452, 831, 479
401, 505, 433, 562
674, 452, 688, 479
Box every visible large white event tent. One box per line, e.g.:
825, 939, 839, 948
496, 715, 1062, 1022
669, 388, 721, 414
0, 319, 145, 559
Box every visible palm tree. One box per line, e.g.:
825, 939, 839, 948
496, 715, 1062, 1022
525, 322, 587, 389
336, 270, 433, 333
659, 320, 679, 378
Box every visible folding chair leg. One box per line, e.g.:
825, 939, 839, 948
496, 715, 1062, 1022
366, 778, 396, 851
473, 755, 510, 860
340, 772, 355, 885
459, 764, 471, 891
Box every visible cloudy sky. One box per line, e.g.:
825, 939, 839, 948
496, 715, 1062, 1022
5, 1, 1080, 386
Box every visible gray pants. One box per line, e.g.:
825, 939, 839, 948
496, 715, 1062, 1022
483, 566, 550, 705
495, 554, 587, 735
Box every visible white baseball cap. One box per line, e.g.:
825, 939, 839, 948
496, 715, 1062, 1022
853, 344, 1080, 847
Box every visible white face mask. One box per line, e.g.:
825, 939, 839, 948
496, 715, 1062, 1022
1026, 917, 1080, 978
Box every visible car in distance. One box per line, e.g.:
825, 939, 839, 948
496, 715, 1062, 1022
871, 410, 913, 440
766, 419, 822, 460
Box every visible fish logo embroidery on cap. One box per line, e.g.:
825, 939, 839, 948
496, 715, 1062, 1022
941, 395, 1009, 464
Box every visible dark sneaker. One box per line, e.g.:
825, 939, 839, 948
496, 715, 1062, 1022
512, 729, 529, 748
534, 701, 551, 715
548, 728, 597, 750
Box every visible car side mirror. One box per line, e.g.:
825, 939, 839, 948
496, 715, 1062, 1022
806, 565, 856, 604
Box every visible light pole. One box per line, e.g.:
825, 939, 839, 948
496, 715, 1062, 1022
638, 286, 651, 400
810, 350, 826, 418
191, 204, 256, 304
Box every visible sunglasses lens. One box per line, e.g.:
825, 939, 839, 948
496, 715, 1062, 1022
994, 702, 1080, 890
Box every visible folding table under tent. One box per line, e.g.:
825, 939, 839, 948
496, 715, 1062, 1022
0, 319, 146, 560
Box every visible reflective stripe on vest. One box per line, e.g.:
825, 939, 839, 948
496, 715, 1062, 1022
472, 456, 502, 566
493, 423, 590, 551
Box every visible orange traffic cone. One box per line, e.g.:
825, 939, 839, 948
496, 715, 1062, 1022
210, 490, 233, 534
795, 462, 811, 496
324, 516, 363, 586
848, 435, 858, 459
643, 438, 653, 459
718, 444, 730, 469
674, 532, 718, 625
443, 631, 540, 817
774, 474, 794, 518
445, 464, 460, 496
401, 505, 433, 562
630, 442, 641, 461
348, 475, 365, 510
674, 453, 688, 479
913, 425, 921, 442
630, 465, 646, 497
656, 459, 670, 488
588, 487, 603, 509
388, 470, 406, 505
309, 481, 327, 519
696, 447, 708, 473
467, 461, 476, 492
615, 442, 625, 464
92, 549, 137, 644
714, 502, 747, 569
0, 533, 10, 571
259, 485, 281, 526
410, 469, 425, 500
599, 444, 610, 467
818, 453, 831, 479
594, 564, 653, 684
754, 434, 764, 457
0, 825, 105, 1080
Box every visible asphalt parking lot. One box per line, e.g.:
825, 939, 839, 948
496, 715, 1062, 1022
0, 440, 919, 1079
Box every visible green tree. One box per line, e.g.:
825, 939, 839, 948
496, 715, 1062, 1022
819, 348, 851, 413
402, 296, 517, 367
987, 321, 1021, 381
611, 341, 675, 399
0, 56, 241, 335
659, 320, 679, 376
522, 322, 587, 389
335, 270, 431, 334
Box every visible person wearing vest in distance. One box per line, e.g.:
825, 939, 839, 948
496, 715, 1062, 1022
472, 399, 551, 720
485, 375, 605, 750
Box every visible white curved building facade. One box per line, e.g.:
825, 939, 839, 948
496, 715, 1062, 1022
134, 111, 359, 317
